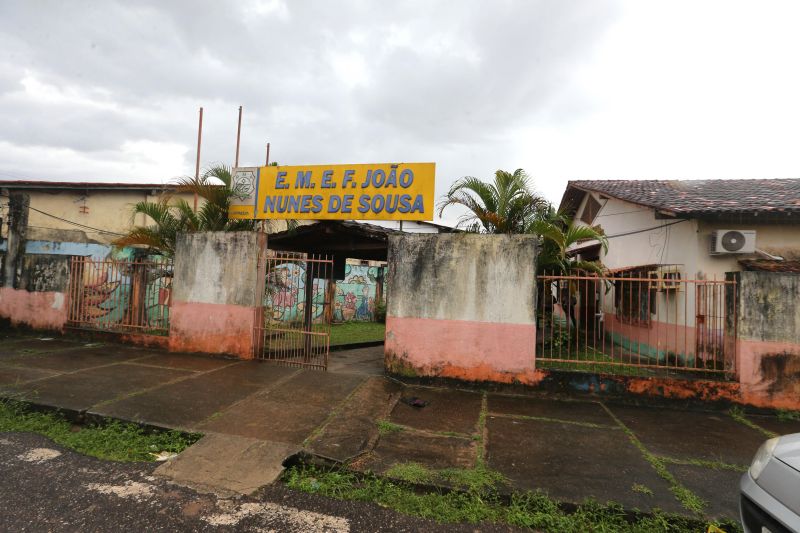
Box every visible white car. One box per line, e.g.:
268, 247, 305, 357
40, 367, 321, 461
741, 433, 800, 532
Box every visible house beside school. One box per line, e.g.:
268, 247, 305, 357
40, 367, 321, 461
0, 180, 188, 255
559, 178, 800, 276
539, 179, 800, 408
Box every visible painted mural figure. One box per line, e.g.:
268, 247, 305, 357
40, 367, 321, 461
356, 286, 370, 319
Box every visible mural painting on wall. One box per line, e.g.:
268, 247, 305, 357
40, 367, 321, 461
264, 261, 328, 325
334, 264, 384, 322
264, 262, 385, 324
72, 249, 172, 334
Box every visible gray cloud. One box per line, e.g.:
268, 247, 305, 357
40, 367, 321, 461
0, 0, 619, 208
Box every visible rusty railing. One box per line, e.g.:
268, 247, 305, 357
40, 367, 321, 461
536, 271, 737, 379
255, 252, 333, 370
67, 256, 172, 335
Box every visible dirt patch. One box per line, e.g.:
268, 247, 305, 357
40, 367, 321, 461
17, 448, 61, 463
85, 480, 155, 501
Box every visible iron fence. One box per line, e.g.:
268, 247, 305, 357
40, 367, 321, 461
67, 256, 172, 335
537, 270, 737, 378
255, 252, 333, 370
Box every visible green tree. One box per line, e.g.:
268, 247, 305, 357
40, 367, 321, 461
437, 169, 549, 234
526, 207, 608, 276
113, 164, 274, 257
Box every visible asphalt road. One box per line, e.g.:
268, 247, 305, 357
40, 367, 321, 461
0, 432, 516, 532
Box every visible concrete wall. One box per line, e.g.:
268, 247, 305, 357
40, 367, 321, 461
0, 189, 195, 245
169, 231, 265, 358
385, 234, 538, 383
732, 271, 800, 408
0, 254, 71, 330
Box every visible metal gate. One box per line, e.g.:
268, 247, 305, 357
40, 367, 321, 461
255, 252, 333, 370
536, 271, 737, 379
67, 256, 172, 334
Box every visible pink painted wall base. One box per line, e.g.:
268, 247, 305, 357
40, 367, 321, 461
385, 316, 536, 383
0, 287, 67, 331
169, 300, 256, 358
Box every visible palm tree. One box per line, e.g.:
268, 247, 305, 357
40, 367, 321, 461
113, 164, 268, 257
437, 169, 549, 234
527, 207, 608, 276
112, 197, 200, 257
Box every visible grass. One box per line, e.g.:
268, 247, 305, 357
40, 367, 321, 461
729, 406, 778, 439
0, 400, 200, 462
776, 409, 800, 422
385, 462, 508, 492
475, 392, 488, 468
631, 483, 654, 496
658, 456, 748, 473
600, 404, 707, 515
283, 465, 741, 532
376, 419, 404, 436
329, 321, 385, 346
536, 346, 656, 377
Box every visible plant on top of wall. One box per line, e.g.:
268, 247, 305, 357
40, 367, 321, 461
113, 165, 295, 257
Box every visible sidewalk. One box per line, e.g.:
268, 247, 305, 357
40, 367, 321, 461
2, 330, 797, 521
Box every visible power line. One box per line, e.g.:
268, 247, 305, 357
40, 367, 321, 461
605, 219, 687, 240
595, 208, 651, 218
26, 205, 126, 237
0, 191, 125, 236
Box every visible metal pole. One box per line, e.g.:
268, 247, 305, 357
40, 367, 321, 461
234, 105, 242, 168
265, 142, 271, 166
194, 106, 203, 212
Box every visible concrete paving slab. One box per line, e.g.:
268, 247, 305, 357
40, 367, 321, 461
307, 377, 401, 462
197, 392, 329, 443
0, 338, 87, 358
9, 363, 191, 412
4, 345, 149, 372
488, 395, 615, 426
608, 404, 763, 465
359, 430, 477, 474
0, 364, 59, 387
265, 371, 365, 407
389, 386, 482, 435
193, 361, 306, 390
198, 371, 363, 444
747, 414, 800, 437
328, 346, 384, 376
93, 364, 298, 429
486, 416, 684, 513
667, 464, 742, 520
126, 352, 238, 372
155, 433, 298, 495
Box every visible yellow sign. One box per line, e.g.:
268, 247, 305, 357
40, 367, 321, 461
228, 162, 435, 221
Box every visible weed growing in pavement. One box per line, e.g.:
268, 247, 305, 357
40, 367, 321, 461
376, 419, 403, 436
0, 400, 200, 462
631, 483, 654, 496
729, 406, 778, 439
283, 465, 741, 532
600, 404, 708, 515
474, 392, 488, 468
776, 409, 800, 422
658, 455, 748, 473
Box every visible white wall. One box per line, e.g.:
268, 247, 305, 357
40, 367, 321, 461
571, 191, 800, 327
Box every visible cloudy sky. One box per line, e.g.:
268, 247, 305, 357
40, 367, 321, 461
1, 1, 799, 222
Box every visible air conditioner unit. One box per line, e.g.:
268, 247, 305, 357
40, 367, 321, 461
710, 230, 756, 254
